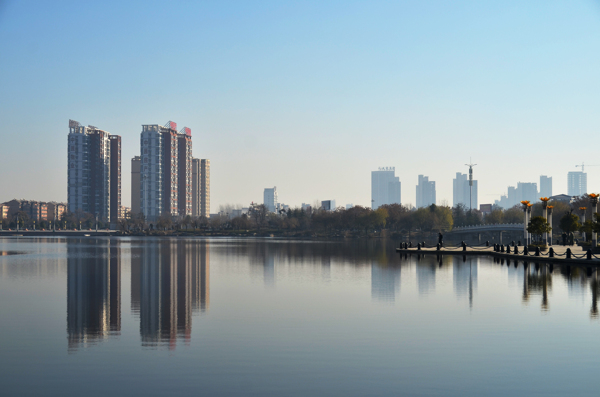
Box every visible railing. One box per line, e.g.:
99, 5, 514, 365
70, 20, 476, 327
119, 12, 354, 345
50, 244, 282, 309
452, 223, 524, 231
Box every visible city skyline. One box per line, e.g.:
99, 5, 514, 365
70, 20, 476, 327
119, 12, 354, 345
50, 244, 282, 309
1, 1, 600, 209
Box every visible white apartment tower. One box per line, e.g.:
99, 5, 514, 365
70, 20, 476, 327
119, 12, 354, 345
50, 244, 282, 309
568, 171, 587, 197
67, 119, 121, 222
453, 172, 478, 209
371, 167, 401, 209
540, 175, 552, 198
416, 175, 436, 208
264, 187, 278, 213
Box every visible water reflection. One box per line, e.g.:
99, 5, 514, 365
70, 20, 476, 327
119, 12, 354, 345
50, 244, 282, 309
416, 261, 436, 296
453, 258, 477, 308
67, 239, 121, 351
138, 240, 210, 349
371, 263, 401, 302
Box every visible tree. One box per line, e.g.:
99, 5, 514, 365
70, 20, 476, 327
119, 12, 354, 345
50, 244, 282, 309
485, 209, 504, 224
433, 205, 453, 232
559, 212, 580, 234
503, 205, 523, 223
527, 216, 552, 243
249, 204, 268, 230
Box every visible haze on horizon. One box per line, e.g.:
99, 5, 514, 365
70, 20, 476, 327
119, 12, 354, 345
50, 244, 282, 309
1, 0, 599, 211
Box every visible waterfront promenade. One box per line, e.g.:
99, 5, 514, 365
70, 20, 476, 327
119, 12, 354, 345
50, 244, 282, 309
397, 244, 600, 266
0, 230, 117, 237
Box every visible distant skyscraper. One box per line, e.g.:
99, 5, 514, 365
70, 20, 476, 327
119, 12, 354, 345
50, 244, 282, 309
453, 172, 478, 209
517, 182, 538, 203
192, 158, 210, 218
371, 167, 401, 209
568, 171, 587, 196
131, 156, 141, 215
540, 175, 552, 198
321, 200, 336, 211
140, 121, 192, 221
416, 175, 436, 208
264, 187, 278, 212
495, 182, 539, 208
67, 120, 121, 222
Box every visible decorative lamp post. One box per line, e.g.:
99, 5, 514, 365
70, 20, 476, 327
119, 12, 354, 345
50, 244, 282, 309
547, 205, 554, 246
540, 197, 550, 245
527, 204, 532, 245
579, 207, 587, 242
521, 201, 530, 245
590, 193, 599, 247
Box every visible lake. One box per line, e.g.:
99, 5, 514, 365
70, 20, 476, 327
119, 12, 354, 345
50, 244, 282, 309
1, 236, 599, 396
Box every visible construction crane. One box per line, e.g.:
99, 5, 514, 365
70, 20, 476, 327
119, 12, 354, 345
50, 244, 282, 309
575, 163, 599, 172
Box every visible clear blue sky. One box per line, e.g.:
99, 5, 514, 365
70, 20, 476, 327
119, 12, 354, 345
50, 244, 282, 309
1, 0, 600, 210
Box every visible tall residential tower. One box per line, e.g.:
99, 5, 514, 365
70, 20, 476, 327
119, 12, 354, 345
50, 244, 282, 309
568, 171, 587, 197
192, 158, 210, 218
67, 120, 121, 223
371, 167, 401, 209
416, 175, 436, 208
453, 172, 478, 209
140, 121, 193, 222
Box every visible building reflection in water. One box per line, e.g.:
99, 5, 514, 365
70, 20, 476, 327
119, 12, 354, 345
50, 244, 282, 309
138, 240, 210, 349
371, 262, 401, 302
67, 239, 121, 351
453, 257, 477, 308
416, 260, 436, 296
249, 243, 276, 288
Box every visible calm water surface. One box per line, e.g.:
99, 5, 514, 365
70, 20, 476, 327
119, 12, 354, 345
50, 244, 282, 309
1, 236, 600, 396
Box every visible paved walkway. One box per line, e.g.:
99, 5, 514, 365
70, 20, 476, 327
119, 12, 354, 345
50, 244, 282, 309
397, 244, 599, 265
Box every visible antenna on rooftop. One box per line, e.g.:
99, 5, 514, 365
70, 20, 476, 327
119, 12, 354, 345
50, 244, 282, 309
465, 158, 477, 211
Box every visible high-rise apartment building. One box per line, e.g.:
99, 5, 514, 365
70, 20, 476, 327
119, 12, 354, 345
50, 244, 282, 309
540, 175, 552, 198
494, 182, 538, 208
568, 171, 587, 197
371, 167, 401, 209
416, 175, 436, 208
192, 158, 210, 218
200, 159, 210, 218
67, 120, 121, 222
321, 200, 336, 211
109, 136, 121, 224
453, 172, 478, 209
177, 129, 192, 217
140, 121, 192, 221
264, 187, 278, 212
517, 182, 538, 203
131, 156, 141, 215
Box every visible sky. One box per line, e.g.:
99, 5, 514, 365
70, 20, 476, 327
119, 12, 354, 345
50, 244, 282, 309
1, 0, 600, 211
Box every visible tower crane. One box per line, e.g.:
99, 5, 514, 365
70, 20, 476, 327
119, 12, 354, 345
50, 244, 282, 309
575, 163, 599, 172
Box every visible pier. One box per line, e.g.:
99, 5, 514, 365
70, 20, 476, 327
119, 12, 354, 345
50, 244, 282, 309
397, 243, 600, 266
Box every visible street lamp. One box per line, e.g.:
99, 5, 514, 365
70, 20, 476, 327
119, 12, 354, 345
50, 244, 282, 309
590, 193, 599, 247
520, 201, 530, 245
579, 207, 587, 242
540, 197, 550, 245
